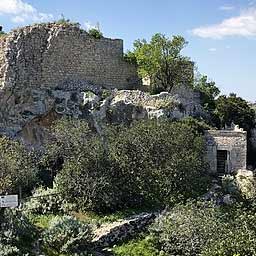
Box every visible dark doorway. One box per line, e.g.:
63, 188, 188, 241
217, 150, 228, 174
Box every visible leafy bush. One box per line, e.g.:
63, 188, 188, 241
150, 201, 225, 256
39, 118, 92, 186
150, 201, 256, 256
201, 205, 256, 256
235, 170, 256, 200
53, 119, 208, 212
108, 120, 208, 206
0, 209, 38, 255
88, 28, 103, 39
23, 186, 74, 215
0, 136, 37, 195
42, 216, 92, 254
55, 135, 121, 213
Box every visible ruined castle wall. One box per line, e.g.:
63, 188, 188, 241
205, 130, 247, 174
1, 24, 139, 91
0, 36, 7, 86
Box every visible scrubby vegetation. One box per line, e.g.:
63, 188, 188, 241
1, 29, 256, 256
88, 28, 103, 39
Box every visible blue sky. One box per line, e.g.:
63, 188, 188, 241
0, 0, 256, 101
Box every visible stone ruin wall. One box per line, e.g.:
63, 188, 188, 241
0, 24, 139, 91
205, 130, 247, 174
0, 24, 140, 143
0, 36, 7, 86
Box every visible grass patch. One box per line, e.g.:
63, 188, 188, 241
112, 237, 161, 256
73, 205, 161, 225
29, 214, 58, 230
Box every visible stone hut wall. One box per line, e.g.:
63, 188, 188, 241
205, 130, 247, 174
0, 23, 139, 91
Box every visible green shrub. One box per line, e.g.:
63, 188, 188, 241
39, 118, 92, 187
23, 186, 75, 215
201, 206, 256, 256
0, 209, 38, 255
0, 136, 37, 195
150, 202, 256, 256
150, 201, 226, 256
108, 120, 208, 206
55, 136, 121, 213
42, 216, 92, 254
88, 28, 103, 39
53, 119, 208, 212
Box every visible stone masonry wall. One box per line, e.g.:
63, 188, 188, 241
0, 36, 7, 87
205, 130, 247, 174
0, 23, 139, 91
0, 23, 139, 142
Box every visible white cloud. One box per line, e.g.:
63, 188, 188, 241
209, 48, 217, 52
219, 5, 235, 11
84, 21, 101, 31
0, 0, 53, 24
84, 21, 96, 31
192, 7, 256, 39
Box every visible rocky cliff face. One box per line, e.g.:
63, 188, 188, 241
0, 83, 205, 146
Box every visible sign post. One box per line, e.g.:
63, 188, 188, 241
0, 195, 18, 208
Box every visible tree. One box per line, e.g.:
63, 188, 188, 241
215, 93, 255, 131
126, 34, 193, 93
194, 75, 220, 111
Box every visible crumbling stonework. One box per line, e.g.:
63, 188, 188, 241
0, 23, 139, 144
0, 23, 139, 91
205, 128, 247, 174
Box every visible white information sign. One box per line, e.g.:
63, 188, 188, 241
0, 195, 18, 208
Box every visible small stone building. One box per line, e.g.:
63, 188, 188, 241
205, 128, 247, 174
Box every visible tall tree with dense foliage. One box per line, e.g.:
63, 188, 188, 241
126, 34, 193, 93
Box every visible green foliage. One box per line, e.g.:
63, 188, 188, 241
150, 202, 256, 256
39, 118, 92, 186
130, 33, 193, 93
42, 216, 92, 254
54, 134, 120, 213
181, 117, 213, 134
201, 205, 256, 256
29, 214, 56, 230
0, 209, 38, 255
0, 31, 6, 37
124, 51, 137, 65
194, 75, 220, 111
150, 201, 224, 256
108, 120, 208, 206
0, 136, 37, 195
52, 118, 207, 213
23, 187, 74, 215
215, 93, 255, 131
113, 237, 161, 256
88, 28, 103, 39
